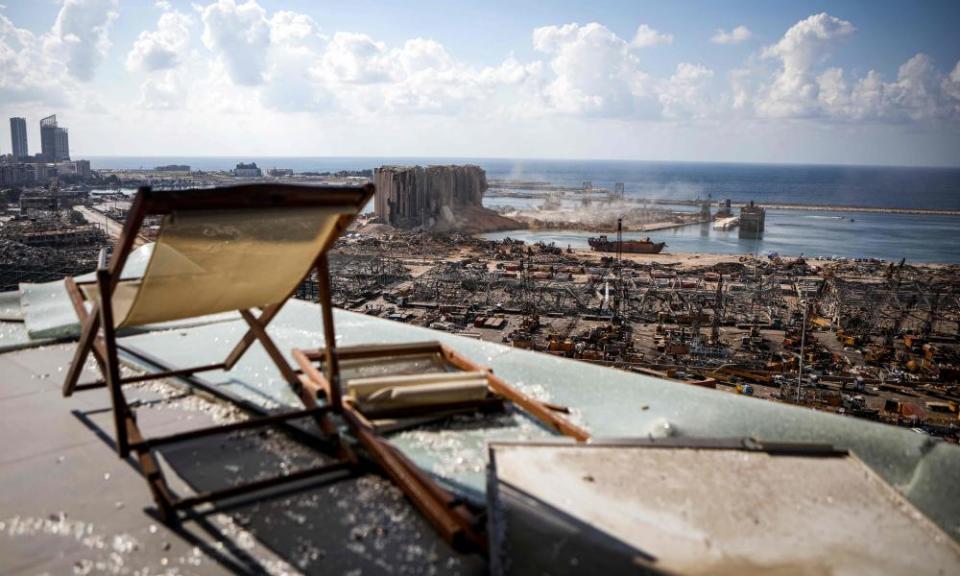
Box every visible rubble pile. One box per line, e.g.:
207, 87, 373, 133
304, 230, 960, 441
0, 210, 107, 290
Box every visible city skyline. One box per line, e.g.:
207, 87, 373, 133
0, 1, 959, 166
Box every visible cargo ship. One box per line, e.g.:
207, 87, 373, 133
587, 235, 666, 254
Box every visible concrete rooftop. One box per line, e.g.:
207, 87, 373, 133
0, 343, 484, 575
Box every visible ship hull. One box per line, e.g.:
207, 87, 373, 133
588, 238, 666, 254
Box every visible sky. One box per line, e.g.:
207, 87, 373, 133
1, 0, 959, 166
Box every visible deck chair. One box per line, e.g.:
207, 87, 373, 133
292, 341, 591, 552
61, 183, 374, 521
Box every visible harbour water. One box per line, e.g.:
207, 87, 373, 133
480, 208, 960, 263
88, 156, 960, 263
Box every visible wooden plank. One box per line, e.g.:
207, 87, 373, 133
342, 404, 484, 552
142, 183, 374, 215
239, 309, 300, 387
119, 362, 226, 384
223, 302, 284, 370
97, 268, 130, 457
442, 345, 591, 442
126, 416, 177, 522
298, 341, 443, 362
107, 189, 147, 282
293, 349, 332, 399
315, 255, 343, 411
61, 277, 107, 397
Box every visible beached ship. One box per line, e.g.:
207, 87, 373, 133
588, 235, 666, 254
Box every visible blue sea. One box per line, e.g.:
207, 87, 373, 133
87, 157, 960, 263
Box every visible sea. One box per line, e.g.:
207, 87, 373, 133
87, 157, 960, 263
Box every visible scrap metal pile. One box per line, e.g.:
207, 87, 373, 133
308, 232, 960, 440
0, 210, 107, 290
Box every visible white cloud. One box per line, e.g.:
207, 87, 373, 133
631, 24, 673, 48
126, 11, 191, 72
316, 36, 540, 117
200, 0, 271, 86
658, 63, 715, 119
887, 54, 942, 120
757, 12, 855, 117
943, 61, 960, 117
813, 54, 960, 122
711, 25, 751, 45
0, 13, 66, 104
45, 0, 119, 81
533, 22, 651, 116
317, 32, 391, 84
268, 10, 318, 46
750, 13, 960, 124
137, 69, 185, 109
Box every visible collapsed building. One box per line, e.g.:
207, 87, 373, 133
373, 164, 520, 233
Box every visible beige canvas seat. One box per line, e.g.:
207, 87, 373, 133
61, 183, 374, 522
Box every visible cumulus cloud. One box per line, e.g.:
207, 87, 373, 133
631, 24, 673, 48
0, 13, 65, 104
45, 0, 119, 81
10, 0, 957, 137
317, 32, 391, 84
137, 69, 185, 109
757, 12, 855, 117
315, 35, 540, 116
750, 12, 960, 123
126, 11, 191, 72
658, 63, 715, 119
711, 25, 751, 45
943, 61, 960, 117
0, 0, 117, 105
534, 22, 651, 116
200, 0, 271, 85
269, 10, 317, 46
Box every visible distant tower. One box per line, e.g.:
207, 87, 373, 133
40, 114, 70, 162
10, 117, 28, 160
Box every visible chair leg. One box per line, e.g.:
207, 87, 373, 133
223, 302, 285, 370
96, 269, 129, 458
238, 309, 300, 388
62, 277, 110, 397
236, 310, 358, 463
62, 311, 100, 397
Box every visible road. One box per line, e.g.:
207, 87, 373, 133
76, 205, 148, 248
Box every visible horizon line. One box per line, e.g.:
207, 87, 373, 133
80, 155, 960, 171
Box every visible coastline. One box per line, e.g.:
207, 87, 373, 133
486, 190, 960, 217
562, 248, 959, 269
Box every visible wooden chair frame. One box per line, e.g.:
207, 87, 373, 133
61, 183, 374, 522
293, 341, 591, 552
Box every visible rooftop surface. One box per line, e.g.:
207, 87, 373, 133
0, 343, 485, 575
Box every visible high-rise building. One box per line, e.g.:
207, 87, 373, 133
40, 114, 70, 162
9, 117, 28, 160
